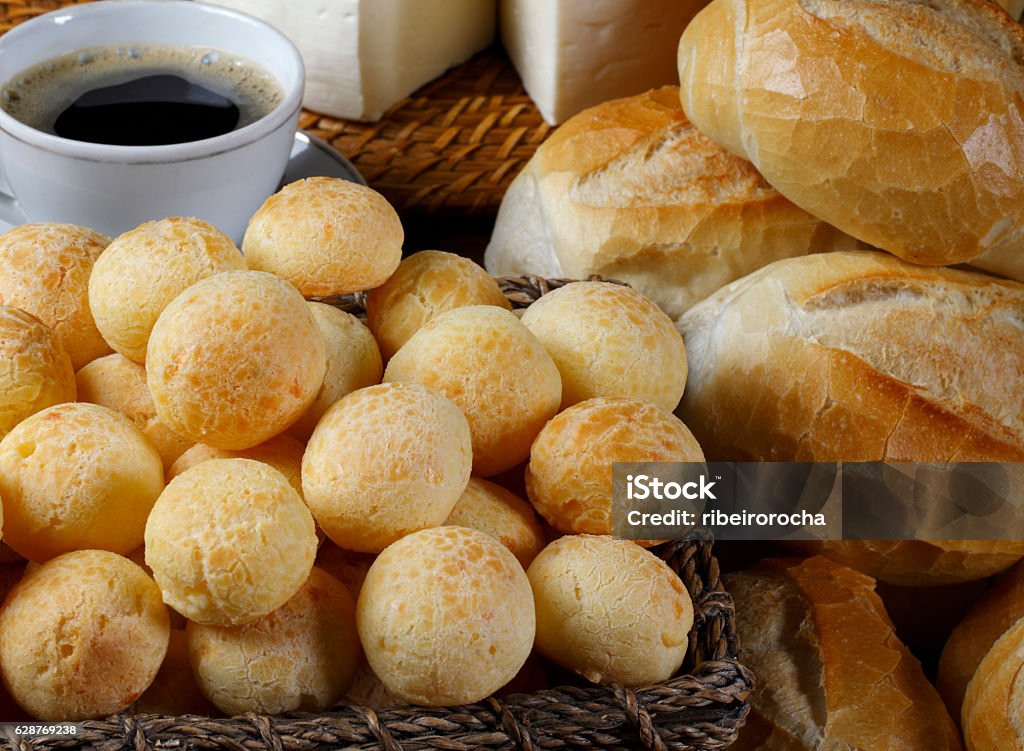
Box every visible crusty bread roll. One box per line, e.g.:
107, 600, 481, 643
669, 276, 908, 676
788, 540, 1024, 586
963, 616, 1024, 750
484, 87, 857, 319
678, 251, 1024, 461
939, 560, 1024, 722
678, 0, 1024, 276
726, 556, 962, 751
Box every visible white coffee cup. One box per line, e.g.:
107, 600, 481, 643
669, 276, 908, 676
0, 0, 304, 241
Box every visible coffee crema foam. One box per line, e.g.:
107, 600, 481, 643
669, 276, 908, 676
1, 43, 284, 135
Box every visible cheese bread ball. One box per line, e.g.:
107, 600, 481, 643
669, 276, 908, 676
365, 251, 512, 360
447, 478, 545, 568
0, 550, 169, 720
528, 535, 693, 686
0, 223, 111, 369
76, 354, 192, 471
0, 402, 164, 561
384, 305, 561, 476
520, 282, 688, 411
357, 526, 535, 706
0, 306, 75, 439
147, 270, 326, 450
526, 398, 705, 537
145, 458, 316, 626
168, 433, 305, 498
302, 382, 472, 553
125, 546, 185, 630
242, 177, 403, 296
188, 567, 360, 715
288, 302, 382, 441
88, 217, 246, 363
133, 629, 219, 717
315, 542, 375, 600
344, 660, 401, 710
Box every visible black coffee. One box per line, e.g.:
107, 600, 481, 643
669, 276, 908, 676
2, 44, 282, 145
54, 74, 240, 146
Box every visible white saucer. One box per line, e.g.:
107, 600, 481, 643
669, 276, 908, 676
283, 130, 366, 188
0, 130, 366, 233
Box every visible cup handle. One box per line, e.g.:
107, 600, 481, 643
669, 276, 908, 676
0, 162, 26, 226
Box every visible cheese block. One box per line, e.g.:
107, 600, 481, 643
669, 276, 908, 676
500, 0, 710, 125
202, 0, 496, 121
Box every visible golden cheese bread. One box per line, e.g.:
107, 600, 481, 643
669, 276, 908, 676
726, 556, 962, 751
484, 87, 857, 318
678, 0, 1024, 277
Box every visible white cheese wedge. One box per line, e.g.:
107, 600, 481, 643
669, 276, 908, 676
202, 0, 496, 121
500, 0, 709, 125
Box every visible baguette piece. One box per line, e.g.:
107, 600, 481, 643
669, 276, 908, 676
963, 616, 1024, 750
789, 540, 1024, 586
938, 560, 1024, 722
677, 251, 1024, 461
726, 556, 962, 751
677, 0, 1024, 277
484, 87, 858, 319
679, 251, 1024, 585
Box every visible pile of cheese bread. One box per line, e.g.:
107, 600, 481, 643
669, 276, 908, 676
0, 167, 710, 721
487, 1, 1024, 750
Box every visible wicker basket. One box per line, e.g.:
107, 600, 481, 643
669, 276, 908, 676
18, 537, 749, 751
7, 277, 751, 751
0, 3, 752, 744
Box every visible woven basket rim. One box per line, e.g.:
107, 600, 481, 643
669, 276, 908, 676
45, 538, 750, 751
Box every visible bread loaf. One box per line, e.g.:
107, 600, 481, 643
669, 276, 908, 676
680, 251, 1024, 584
484, 87, 858, 319
788, 540, 1024, 586
726, 556, 962, 751
939, 560, 1024, 721
677, 0, 1024, 276
677, 251, 1024, 461
962, 616, 1024, 750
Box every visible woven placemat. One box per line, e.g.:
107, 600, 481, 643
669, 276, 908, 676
300, 46, 549, 216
